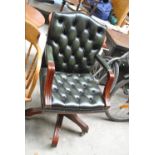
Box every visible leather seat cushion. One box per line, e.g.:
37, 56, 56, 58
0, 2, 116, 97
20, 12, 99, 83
40, 69, 105, 112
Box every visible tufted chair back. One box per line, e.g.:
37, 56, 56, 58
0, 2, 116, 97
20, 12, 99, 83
45, 12, 105, 73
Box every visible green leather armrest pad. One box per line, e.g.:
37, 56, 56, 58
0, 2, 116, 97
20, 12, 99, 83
45, 44, 55, 65
96, 54, 111, 72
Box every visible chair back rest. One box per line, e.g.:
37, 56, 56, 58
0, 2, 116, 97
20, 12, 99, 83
46, 12, 105, 73
112, 0, 129, 26
25, 20, 42, 102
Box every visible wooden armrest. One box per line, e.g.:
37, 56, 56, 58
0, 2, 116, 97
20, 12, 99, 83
103, 70, 115, 107
96, 55, 115, 107
44, 45, 55, 106
44, 62, 55, 106
45, 45, 55, 65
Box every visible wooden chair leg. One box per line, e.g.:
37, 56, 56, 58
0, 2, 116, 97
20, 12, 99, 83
25, 107, 42, 117
52, 114, 64, 147
60, 0, 66, 12
64, 114, 89, 134
76, 2, 81, 11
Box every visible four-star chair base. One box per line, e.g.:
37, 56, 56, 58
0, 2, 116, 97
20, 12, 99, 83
25, 108, 89, 147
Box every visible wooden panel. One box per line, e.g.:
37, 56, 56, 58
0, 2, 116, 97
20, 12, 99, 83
112, 0, 129, 26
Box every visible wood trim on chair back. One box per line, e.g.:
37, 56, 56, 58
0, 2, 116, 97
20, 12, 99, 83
25, 20, 42, 103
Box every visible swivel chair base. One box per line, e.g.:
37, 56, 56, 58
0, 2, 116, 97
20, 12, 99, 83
25, 108, 89, 147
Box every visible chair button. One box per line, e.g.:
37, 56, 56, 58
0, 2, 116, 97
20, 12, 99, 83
53, 87, 58, 92
61, 94, 67, 102
61, 74, 67, 80
92, 90, 96, 93
82, 83, 87, 88
57, 80, 63, 86
66, 88, 71, 94
74, 95, 80, 102
88, 95, 93, 103
79, 90, 84, 94
70, 82, 75, 87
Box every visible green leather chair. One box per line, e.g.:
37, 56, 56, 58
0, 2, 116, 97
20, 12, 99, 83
26, 12, 114, 147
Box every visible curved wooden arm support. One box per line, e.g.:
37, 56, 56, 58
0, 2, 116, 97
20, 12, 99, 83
103, 70, 115, 107
95, 55, 115, 107
44, 62, 55, 106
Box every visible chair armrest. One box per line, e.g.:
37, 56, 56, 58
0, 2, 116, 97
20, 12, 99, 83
44, 45, 55, 106
96, 55, 115, 107
45, 44, 55, 65
96, 54, 111, 71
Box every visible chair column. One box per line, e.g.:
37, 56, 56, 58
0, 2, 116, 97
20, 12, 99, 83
52, 114, 64, 147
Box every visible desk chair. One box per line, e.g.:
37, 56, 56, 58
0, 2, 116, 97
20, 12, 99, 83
26, 12, 114, 147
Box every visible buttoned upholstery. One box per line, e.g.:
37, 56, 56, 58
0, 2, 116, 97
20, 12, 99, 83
45, 12, 105, 73
25, 12, 115, 147
40, 69, 105, 112
40, 12, 106, 112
